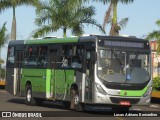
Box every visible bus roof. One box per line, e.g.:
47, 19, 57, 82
25, 37, 79, 44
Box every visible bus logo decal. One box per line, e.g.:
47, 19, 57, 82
124, 92, 127, 95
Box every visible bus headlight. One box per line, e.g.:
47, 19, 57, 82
95, 83, 107, 95
143, 87, 152, 97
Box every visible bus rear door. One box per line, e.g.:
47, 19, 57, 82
15, 50, 23, 96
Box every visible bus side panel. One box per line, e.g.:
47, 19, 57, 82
46, 69, 52, 99
54, 70, 66, 100
64, 70, 75, 101
5, 68, 14, 95
50, 69, 74, 101
21, 68, 47, 99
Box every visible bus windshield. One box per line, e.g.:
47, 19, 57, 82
97, 48, 150, 84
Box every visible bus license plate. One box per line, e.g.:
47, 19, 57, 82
120, 101, 130, 106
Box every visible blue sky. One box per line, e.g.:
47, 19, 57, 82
0, 0, 160, 65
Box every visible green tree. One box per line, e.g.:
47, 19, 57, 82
146, 20, 160, 53
0, 58, 4, 65
0, 67, 5, 79
0, 0, 40, 40
33, 0, 105, 38
0, 22, 8, 48
94, 0, 134, 36
0, 22, 8, 69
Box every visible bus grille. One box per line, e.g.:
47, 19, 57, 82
110, 97, 140, 104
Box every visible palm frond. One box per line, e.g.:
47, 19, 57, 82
92, 0, 111, 4
71, 24, 84, 36
32, 25, 56, 38
146, 30, 160, 40
35, 14, 52, 26
81, 18, 106, 34
14, 0, 40, 7
0, 0, 12, 13
103, 2, 112, 30
72, 6, 95, 21
0, 22, 9, 47
120, 0, 134, 4
36, 1, 53, 15
156, 20, 160, 27
118, 17, 129, 29
33, 0, 105, 37
93, 0, 134, 4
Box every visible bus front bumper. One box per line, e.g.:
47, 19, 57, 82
91, 91, 151, 106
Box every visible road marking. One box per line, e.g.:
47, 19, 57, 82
132, 108, 141, 111
0, 90, 6, 93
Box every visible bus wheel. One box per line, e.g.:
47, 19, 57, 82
70, 87, 83, 111
35, 98, 44, 106
25, 85, 36, 106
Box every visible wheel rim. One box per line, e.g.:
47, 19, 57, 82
70, 89, 79, 109
27, 89, 31, 102
74, 95, 79, 105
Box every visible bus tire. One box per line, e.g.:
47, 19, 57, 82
25, 85, 36, 106
63, 101, 70, 109
70, 86, 83, 112
35, 98, 44, 106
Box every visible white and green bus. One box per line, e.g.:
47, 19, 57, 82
5, 35, 152, 111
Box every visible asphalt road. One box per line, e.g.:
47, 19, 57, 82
0, 89, 160, 120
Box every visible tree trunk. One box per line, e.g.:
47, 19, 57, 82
109, 0, 119, 36
63, 28, 67, 38
11, 6, 16, 40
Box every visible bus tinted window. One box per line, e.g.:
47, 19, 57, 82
37, 46, 48, 67
23, 46, 48, 68
7, 47, 15, 67
55, 45, 83, 69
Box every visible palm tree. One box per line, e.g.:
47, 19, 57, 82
0, 22, 8, 69
0, 0, 40, 40
0, 22, 8, 48
33, 0, 105, 38
146, 20, 160, 53
94, 0, 134, 36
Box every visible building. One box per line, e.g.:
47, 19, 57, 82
150, 40, 160, 78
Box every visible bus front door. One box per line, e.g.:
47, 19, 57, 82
85, 50, 94, 102
50, 49, 67, 100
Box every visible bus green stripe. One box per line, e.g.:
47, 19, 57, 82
46, 69, 51, 94
25, 37, 78, 44
120, 86, 148, 97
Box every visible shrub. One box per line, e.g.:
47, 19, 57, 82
152, 77, 160, 91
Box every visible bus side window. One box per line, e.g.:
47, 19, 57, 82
27, 46, 37, 66
37, 46, 48, 67
86, 51, 91, 76
58, 45, 72, 68
7, 47, 15, 67
71, 45, 84, 69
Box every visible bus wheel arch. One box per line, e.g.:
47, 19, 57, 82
26, 80, 32, 88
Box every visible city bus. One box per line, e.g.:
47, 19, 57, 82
5, 35, 152, 111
